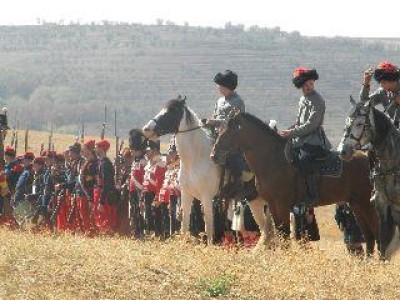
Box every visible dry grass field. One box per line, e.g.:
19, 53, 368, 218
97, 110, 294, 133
0, 206, 399, 299
2, 131, 400, 299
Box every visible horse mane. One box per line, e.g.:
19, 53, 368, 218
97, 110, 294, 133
372, 106, 396, 145
166, 98, 195, 126
240, 112, 284, 141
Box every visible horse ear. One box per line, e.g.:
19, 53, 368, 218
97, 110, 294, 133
364, 100, 371, 108
177, 94, 187, 104
349, 95, 356, 107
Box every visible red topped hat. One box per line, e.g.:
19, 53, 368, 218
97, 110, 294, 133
5, 145, 16, 157
374, 61, 400, 82
292, 67, 319, 88
23, 151, 35, 161
84, 139, 96, 150
96, 139, 110, 152
33, 157, 45, 165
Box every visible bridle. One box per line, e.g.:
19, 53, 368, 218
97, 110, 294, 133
151, 111, 203, 136
342, 105, 375, 145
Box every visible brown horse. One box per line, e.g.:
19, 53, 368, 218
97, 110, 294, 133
211, 112, 380, 255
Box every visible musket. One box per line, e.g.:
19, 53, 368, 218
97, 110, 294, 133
50, 191, 64, 225
48, 121, 53, 152
67, 194, 77, 224
80, 121, 85, 144
100, 105, 107, 140
24, 123, 29, 152
14, 120, 19, 154
0, 107, 11, 216
10, 115, 16, 147
114, 108, 121, 188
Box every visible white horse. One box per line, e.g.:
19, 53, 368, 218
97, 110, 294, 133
142, 96, 272, 246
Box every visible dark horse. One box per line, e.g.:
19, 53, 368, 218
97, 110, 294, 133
211, 112, 379, 255
339, 99, 400, 259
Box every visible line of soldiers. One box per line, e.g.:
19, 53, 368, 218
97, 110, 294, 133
0, 136, 182, 238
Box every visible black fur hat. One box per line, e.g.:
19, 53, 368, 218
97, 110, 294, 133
292, 68, 319, 89
214, 70, 238, 91
129, 129, 147, 151
374, 62, 400, 82
68, 142, 81, 154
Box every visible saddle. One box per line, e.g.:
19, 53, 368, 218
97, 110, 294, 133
284, 141, 343, 178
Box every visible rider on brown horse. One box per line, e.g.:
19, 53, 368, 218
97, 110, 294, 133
280, 68, 331, 209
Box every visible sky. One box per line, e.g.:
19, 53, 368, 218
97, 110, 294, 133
1, 0, 399, 38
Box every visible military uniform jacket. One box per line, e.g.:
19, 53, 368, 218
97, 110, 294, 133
360, 84, 400, 124
289, 90, 330, 149
129, 156, 146, 194
5, 160, 23, 194
142, 157, 166, 198
77, 158, 97, 200
43, 168, 54, 206
96, 157, 115, 204
14, 166, 33, 203
159, 159, 180, 203
212, 92, 245, 127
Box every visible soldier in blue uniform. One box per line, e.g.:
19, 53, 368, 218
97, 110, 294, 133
14, 152, 35, 205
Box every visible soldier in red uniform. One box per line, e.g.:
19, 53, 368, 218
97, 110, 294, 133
159, 142, 181, 238
142, 140, 166, 236
128, 129, 147, 237
94, 139, 117, 234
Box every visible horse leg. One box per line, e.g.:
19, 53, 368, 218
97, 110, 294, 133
248, 196, 273, 249
180, 190, 193, 236
270, 201, 291, 239
381, 206, 400, 260
201, 196, 214, 245
377, 204, 396, 260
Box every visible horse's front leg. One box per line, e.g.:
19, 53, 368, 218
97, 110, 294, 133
248, 196, 273, 249
180, 189, 193, 235
201, 196, 214, 245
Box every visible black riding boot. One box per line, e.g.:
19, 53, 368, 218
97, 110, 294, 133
304, 173, 319, 208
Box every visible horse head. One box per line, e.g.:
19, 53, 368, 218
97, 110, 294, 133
338, 96, 375, 161
142, 95, 191, 139
210, 113, 242, 164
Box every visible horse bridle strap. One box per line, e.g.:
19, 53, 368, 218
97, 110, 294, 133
176, 125, 202, 134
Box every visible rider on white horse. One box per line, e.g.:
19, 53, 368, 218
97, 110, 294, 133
205, 70, 246, 197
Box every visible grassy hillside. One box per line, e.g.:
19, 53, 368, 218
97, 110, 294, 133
0, 205, 399, 299
0, 24, 399, 144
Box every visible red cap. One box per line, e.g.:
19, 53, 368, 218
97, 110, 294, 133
33, 157, 45, 165
377, 61, 398, 72
5, 145, 16, 157
293, 67, 312, 78
84, 139, 96, 150
96, 139, 110, 152
23, 151, 35, 161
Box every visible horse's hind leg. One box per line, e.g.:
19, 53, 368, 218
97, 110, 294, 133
248, 196, 273, 249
